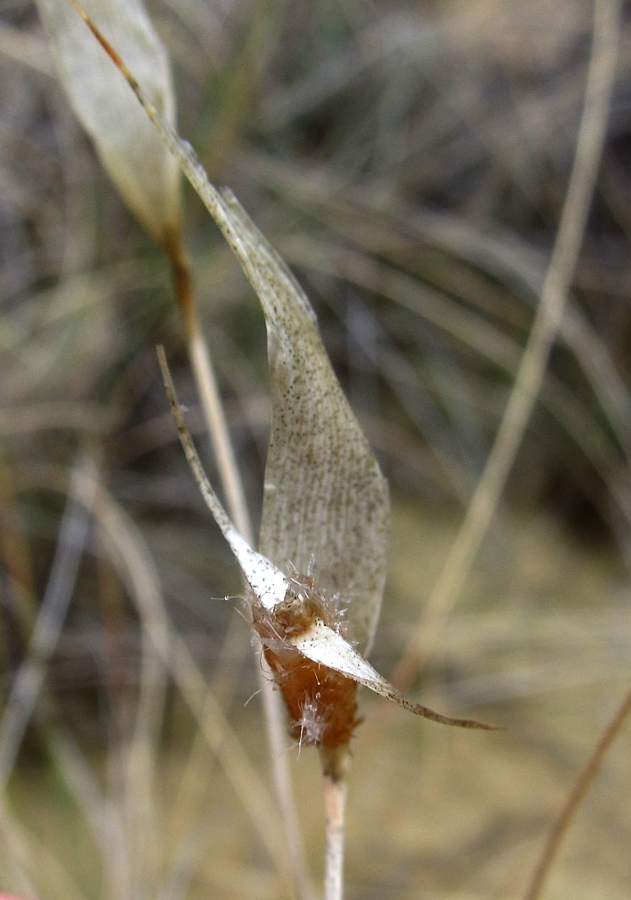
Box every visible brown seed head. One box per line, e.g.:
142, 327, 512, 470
250, 575, 362, 749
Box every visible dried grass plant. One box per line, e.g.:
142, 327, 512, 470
1, 1, 631, 899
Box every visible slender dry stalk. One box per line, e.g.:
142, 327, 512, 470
0, 796, 40, 900
158, 615, 250, 900
524, 683, 631, 900
125, 602, 166, 898
392, 0, 622, 692
47, 728, 132, 900
323, 773, 348, 900
165, 236, 252, 543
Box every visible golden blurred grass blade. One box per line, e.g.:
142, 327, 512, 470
90, 477, 296, 894
0, 797, 39, 900
125, 596, 167, 897
0, 790, 85, 900
292, 241, 623, 513
392, 0, 623, 692
46, 729, 131, 900
11, 462, 298, 896
524, 683, 631, 900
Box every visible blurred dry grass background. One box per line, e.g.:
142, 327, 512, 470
1, 0, 631, 897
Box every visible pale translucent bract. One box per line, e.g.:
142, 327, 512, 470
209, 191, 390, 655
36, 0, 180, 244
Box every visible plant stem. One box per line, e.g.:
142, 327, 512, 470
323, 773, 347, 900
187, 321, 252, 540
321, 747, 350, 900
167, 235, 252, 542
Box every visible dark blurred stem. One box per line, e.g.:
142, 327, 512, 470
524, 683, 631, 900
0, 452, 97, 786
0, 443, 38, 643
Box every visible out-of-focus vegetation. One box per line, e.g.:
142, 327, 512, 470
1, 0, 631, 898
